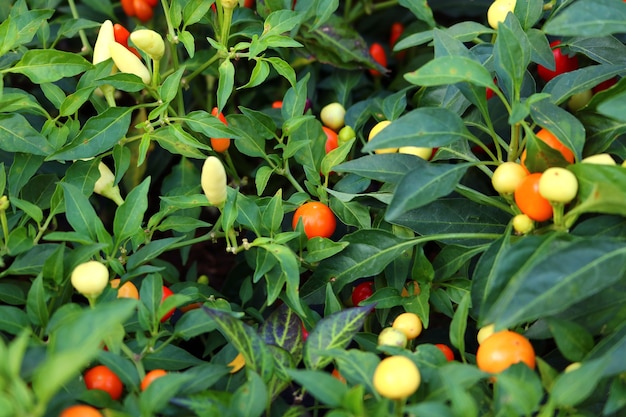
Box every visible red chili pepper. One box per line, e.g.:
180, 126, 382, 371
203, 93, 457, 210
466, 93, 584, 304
133, 0, 154, 22
389, 22, 404, 49
121, 0, 135, 17
244, 0, 255, 7
210, 107, 231, 153
369, 42, 387, 77
113, 23, 141, 58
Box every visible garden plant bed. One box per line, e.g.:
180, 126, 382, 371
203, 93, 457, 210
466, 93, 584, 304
1, 0, 626, 416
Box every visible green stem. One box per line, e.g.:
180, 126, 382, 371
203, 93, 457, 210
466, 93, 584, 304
184, 53, 222, 85
67, 0, 91, 54
455, 184, 516, 215
160, 0, 177, 42
281, 159, 307, 194
152, 59, 161, 89
223, 150, 242, 185
394, 398, 404, 417
0, 209, 9, 251
551, 202, 566, 230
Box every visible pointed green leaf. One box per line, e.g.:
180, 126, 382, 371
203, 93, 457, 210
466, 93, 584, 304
114, 177, 150, 246
304, 305, 374, 369
405, 56, 497, 89
0, 113, 54, 155
9, 50, 92, 83
203, 307, 276, 382
48, 107, 133, 161
386, 162, 469, 220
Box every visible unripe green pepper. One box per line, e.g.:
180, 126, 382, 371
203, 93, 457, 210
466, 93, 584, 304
71, 260, 109, 299
109, 42, 151, 84
201, 156, 228, 208
0, 196, 9, 211
130, 29, 165, 61
337, 125, 356, 146
93, 20, 115, 65
94, 162, 125, 206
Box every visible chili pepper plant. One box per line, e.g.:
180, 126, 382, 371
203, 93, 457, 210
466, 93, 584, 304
1, 0, 626, 416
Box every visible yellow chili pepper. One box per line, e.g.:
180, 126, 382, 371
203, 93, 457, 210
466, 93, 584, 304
93, 20, 115, 65
109, 42, 151, 84
201, 156, 228, 208
129, 29, 165, 61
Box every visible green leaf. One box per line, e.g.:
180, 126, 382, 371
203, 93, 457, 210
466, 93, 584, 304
260, 304, 303, 360
125, 237, 184, 271
550, 357, 609, 407
0, 113, 54, 156
285, 369, 348, 408
9, 150, 44, 196
385, 162, 470, 220
321, 138, 354, 178
182, 0, 213, 26
35, 299, 137, 404
203, 307, 276, 382
152, 125, 210, 159
159, 67, 185, 104
330, 349, 380, 395
139, 373, 196, 416
301, 230, 419, 300
304, 237, 349, 264
334, 153, 423, 184
398, 0, 436, 27
229, 114, 269, 158
529, 98, 585, 161
61, 182, 112, 247
514, 0, 544, 30
48, 107, 133, 161
114, 177, 150, 247
471, 234, 512, 320
239, 59, 270, 90
266, 57, 296, 87
0, 9, 54, 55
494, 13, 531, 96
597, 90, 626, 122
25, 274, 48, 328
256, 243, 305, 317
449, 292, 470, 362
304, 305, 374, 369
404, 56, 497, 90
174, 308, 217, 339
261, 190, 283, 235
142, 343, 205, 371
543, 0, 626, 37
231, 371, 268, 417
543, 64, 624, 106
362, 107, 472, 152
0, 306, 30, 334
8, 50, 92, 83
217, 59, 234, 113
567, 164, 626, 218
546, 318, 594, 362
481, 234, 626, 329
494, 364, 543, 416
390, 198, 507, 246
1, 244, 68, 278
299, 16, 376, 71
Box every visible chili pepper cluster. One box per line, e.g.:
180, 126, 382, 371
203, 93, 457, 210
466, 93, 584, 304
121, 0, 158, 22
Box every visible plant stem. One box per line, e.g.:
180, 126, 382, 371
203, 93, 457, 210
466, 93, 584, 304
184, 53, 222, 85
67, 0, 91, 54
281, 159, 307, 194
394, 399, 404, 417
